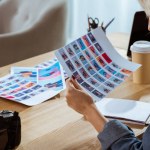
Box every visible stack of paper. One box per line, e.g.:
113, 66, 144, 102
0, 58, 66, 106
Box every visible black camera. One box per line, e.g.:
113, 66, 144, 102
0, 110, 21, 150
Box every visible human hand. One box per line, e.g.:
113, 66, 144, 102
66, 77, 94, 117
66, 77, 108, 132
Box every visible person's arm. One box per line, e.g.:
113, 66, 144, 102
66, 78, 150, 150
66, 78, 108, 132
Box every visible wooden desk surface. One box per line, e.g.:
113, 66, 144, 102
0, 33, 150, 150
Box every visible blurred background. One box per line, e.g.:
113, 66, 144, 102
0, 0, 143, 66
67, 0, 142, 41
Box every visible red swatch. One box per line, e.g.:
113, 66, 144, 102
102, 53, 112, 63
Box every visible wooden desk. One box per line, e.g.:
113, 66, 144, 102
0, 33, 150, 150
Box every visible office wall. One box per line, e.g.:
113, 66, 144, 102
68, 0, 142, 40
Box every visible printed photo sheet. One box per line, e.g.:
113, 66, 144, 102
35, 58, 68, 79
11, 67, 38, 83
55, 28, 141, 102
0, 62, 66, 106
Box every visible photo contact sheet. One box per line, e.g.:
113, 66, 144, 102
56, 28, 140, 102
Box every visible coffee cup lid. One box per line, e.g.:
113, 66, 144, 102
130, 41, 150, 53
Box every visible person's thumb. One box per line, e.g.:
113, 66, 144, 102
71, 76, 82, 90
66, 78, 75, 92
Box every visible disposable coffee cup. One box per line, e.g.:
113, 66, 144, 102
131, 40, 150, 84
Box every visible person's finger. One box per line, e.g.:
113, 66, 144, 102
70, 77, 82, 90
66, 79, 75, 92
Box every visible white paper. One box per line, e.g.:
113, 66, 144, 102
96, 98, 150, 124
55, 28, 141, 102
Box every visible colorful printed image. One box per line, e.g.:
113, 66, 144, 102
38, 63, 62, 80
38, 62, 65, 91
44, 80, 63, 90
72, 56, 81, 68
32, 85, 42, 90
96, 56, 106, 67
3, 96, 15, 100
10, 84, 20, 89
5, 83, 12, 86
2, 88, 10, 92
38, 88, 47, 93
98, 85, 111, 94
104, 81, 116, 89
89, 46, 99, 57
14, 93, 24, 97
23, 89, 33, 94
84, 49, 93, 60
105, 66, 116, 75
102, 53, 112, 63
73, 71, 84, 83
93, 74, 105, 83
79, 68, 89, 79
66, 60, 75, 72
82, 35, 91, 47
8, 86, 26, 95
20, 96, 30, 101
8, 76, 16, 80
29, 92, 38, 97
19, 80, 28, 85
77, 38, 86, 50
94, 43, 104, 54
65, 45, 75, 57
121, 69, 132, 75
111, 62, 121, 70
110, 77, 123, 84
85, 63, 95, 75
99, 69, 111, 79
88, 78, 99, 87
91, 60, 101, 71
81, 82, 94, 91
78, 53, 88, 65
14, 79, 21, 83
71, 42, 80, 54
92, 90, 105, 99
115, 73, 127, 80
0, 80, 5, 84
88, 32, 96, 43
11, 67, 38, 83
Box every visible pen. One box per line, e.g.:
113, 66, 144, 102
102, 18, 115, 32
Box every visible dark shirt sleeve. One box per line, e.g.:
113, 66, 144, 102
97, 120, 150, 150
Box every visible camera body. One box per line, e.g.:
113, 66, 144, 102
0, 110, 21, 150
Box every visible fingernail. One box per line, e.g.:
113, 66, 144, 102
72, 75, 75, 80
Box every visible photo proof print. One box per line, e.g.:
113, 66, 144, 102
79, 68, 89, 79
71, 42, 80, 54
77, 38, 86, 50
94, 43, 104, 54
84, 50, 93, 61
82, 35, 91, 47
56, 28, 141, 102
85, 63, 95, 75
65, 45, 75, 57
58, 48, 68, 60
97, 56, 106, 67
11, 67, 38, 83
72, 57, 81, 68
0, 61, 66, 106
78, 53, 88, 65
73, 71, 84, 83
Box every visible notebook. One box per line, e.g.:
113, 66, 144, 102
95, 98, 150, 125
